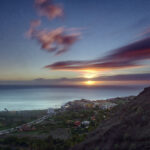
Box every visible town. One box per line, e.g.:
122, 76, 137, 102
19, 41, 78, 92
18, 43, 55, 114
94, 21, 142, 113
0, 96, 134, 136
0, 96, 134, 150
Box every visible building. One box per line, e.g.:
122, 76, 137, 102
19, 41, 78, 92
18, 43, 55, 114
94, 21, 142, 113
81, 121, 90, 126
47, 108, 55, 115
74, 121, 81, 127
100, 102, 117, 110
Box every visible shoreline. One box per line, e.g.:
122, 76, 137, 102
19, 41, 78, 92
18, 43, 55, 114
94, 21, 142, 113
0, 95, 136, 135
0, 95, 135, 112
0, 86, 140, 112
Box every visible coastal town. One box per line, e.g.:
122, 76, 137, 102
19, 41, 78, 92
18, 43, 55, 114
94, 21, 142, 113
0, 96, 136, 150
61, 99, 117, 110
0, 96, 134, 137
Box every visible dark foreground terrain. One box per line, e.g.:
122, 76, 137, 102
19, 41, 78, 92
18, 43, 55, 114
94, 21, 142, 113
71, 87, 150, 150
0, 87, 150, 150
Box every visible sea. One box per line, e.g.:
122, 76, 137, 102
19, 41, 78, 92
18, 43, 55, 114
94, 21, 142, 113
0, 86, 143, 111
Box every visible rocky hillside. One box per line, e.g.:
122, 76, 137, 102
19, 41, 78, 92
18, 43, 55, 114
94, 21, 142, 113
71, 87, 150, 150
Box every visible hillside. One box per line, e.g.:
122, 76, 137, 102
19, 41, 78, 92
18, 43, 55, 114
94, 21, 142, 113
71, 87, 150, 150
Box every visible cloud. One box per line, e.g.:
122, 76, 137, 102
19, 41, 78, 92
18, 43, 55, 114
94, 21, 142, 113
27, 0, 82, 55
103, 37, 150, 62
45, 37, 150, 71
139, 27, 150, 38
35, 0, 63, 20
26, 20, 41, 37
45, 60, 139, 71
94, 73, 150, 81
28, 26, 80, 55
32, 73, 150, 87
1, 73, 149, 87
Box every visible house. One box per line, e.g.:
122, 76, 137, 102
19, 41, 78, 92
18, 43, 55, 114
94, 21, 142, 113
86, 103, 94, 108
100, 102, 117, 110
61, 104, 70, 110
93, 102, 102, 108
20, 125, 32, 131
74, 121, 81, 127
81, 121, 90, 126
47, 108, 55, 115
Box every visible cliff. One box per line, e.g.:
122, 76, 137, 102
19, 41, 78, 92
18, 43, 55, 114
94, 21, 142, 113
71, 87, 150, 150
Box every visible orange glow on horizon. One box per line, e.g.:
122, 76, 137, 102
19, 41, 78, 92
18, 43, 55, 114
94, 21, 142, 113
82, 69, 99, 79
85, 80, 96, 85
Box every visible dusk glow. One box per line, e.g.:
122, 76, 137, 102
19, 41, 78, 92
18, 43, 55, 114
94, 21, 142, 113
0, 0, 150, 88
0, 1, 150, 148
85, 80, 96, 86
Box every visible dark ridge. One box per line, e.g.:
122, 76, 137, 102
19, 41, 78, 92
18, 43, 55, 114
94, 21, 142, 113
138, 86, 150, 97
71, 87, 150, 150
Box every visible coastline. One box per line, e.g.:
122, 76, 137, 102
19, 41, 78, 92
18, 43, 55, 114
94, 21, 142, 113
0, 86, 141, 111
0, 95, 135, 112
0, 95, 135, 135
0, 87, 149, 150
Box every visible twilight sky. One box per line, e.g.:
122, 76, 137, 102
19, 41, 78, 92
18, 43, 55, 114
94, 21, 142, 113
0, 0, 150, 87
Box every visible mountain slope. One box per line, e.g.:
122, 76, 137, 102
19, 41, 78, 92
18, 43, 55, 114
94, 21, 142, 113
71, 87, 150, 150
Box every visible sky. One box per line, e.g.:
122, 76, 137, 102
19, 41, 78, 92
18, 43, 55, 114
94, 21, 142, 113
0, 0, 150, 87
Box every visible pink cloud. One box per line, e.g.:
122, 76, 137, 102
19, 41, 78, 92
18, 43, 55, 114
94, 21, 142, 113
35, 0, 63, 20
27, 0, 82, 55
45, 37, 150, 71
26, 20, 41, 37
28, 26, 80, 55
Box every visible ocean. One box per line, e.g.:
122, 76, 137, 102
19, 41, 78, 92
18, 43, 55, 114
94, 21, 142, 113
0, 86, 142, 111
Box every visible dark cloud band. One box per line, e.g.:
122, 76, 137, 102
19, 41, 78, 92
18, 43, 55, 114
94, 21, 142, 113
46, 37, 150, 71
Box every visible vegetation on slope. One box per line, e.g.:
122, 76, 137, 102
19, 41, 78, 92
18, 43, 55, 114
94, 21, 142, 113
71, 87, 150, 150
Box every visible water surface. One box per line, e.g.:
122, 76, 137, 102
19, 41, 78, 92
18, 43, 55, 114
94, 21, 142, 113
0, 86, 142, 111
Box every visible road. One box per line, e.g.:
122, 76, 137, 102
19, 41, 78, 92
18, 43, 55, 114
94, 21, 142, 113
0, 115, 50, 136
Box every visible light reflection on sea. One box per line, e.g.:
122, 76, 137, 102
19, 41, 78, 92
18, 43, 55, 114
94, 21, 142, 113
0, 86, 142, 111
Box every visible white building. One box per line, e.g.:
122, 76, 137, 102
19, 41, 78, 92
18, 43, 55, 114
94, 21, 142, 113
101, 102, 117, 110
81, 121, 90, 126
47, 108, 55, 115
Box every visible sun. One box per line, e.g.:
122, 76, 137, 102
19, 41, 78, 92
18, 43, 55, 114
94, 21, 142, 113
83, 70, 98, 79
85, 80, 95, 85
